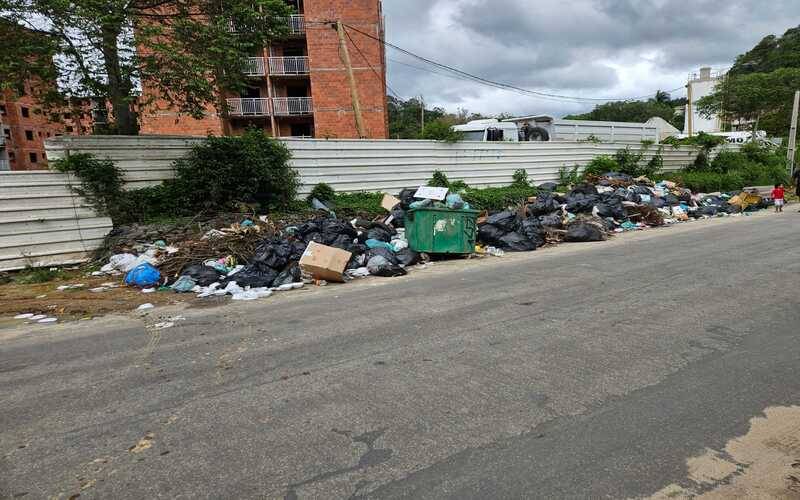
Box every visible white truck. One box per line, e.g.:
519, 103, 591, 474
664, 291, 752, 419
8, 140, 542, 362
452, 116, 662, 143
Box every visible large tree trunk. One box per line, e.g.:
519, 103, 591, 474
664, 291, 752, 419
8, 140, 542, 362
100, 22, 138, 135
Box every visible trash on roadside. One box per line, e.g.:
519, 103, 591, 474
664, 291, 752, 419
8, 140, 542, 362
381, 194, 402, 212
299, 242, 352, 283
124, 263, 162, 288
14, 313, 34, 319
170, 275, 197, 293
137, 303, 155, 311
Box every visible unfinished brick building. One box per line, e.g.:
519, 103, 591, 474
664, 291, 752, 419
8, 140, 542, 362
138, 0, 388, 139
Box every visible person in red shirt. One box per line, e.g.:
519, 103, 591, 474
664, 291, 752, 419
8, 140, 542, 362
771, 184, 785, 212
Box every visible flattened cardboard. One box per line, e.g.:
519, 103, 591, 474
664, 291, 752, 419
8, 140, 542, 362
381, 194, 401, 211
299, 242, 352, 283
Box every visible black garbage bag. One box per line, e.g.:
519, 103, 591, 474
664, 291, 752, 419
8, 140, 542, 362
395, 248, 420, 266
678, 190, 693, 203
650, 196, 666, 208
631, 185, 652, 195
663, 193, 680, 206
398, 188, 417, 209
477, 223, 507, 246
295, 220, 321, 237
302, 231, 324, 244
537, 182, 559, 192
625, 190, 642, 203
594, 202, 625, 220
565, 223, 605, 242
253, 238, 293, 270
346, 253, 367, 270
321, 219, 358, 243
290, 240, 308, 261
612, 187, 629, 199
697, 205, 718, 217
566, 193, 598, 214
520, 218, 545, 247
486, 211, 519, 232
366, 255, 407, 277
499, 232, 539, 251
538, 212, 563, 228
327, 233, 355, 251
365, 246, 399, 265
349, 243, 368, 256
568, 183, 598, 196
225, 265, 278, 287
390, 208, 405, 228
527, 194, 562, 216
273, 263, 302, 287
366, 226, 392, 242
180, 264, 224, 286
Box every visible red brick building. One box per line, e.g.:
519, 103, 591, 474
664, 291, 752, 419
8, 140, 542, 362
138, 0, 388, 139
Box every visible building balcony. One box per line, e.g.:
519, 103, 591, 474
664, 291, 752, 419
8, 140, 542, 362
287, 15, 305, 35
226, 97, 313, 117
268, 56, 309, 76
244, 57, 267, 76
272, 97, 313, 116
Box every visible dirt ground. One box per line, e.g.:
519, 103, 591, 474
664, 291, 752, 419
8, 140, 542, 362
0, 271, 223, 324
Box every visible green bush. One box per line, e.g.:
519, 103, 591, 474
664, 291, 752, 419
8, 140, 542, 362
427, 170, 450, 187
512, 169, 529, 187
171, 129, 297, 213
421, 120, 464, 142
462, 185, 538, 211
330, 192, 384, 215
307, 182, 335, 203
52, 153, 124, 216
582, 156, 618, 178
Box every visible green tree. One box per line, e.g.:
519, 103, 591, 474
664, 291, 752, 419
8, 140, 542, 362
729, 25, 800, 77
564, 98, 675, 123
0, 0, 292, 135
697, 68, 800, 137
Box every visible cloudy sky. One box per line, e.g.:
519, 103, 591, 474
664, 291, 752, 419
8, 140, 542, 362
381, 0, 800, 118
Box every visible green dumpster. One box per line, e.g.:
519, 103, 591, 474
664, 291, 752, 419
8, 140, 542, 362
405, 207, 480, 254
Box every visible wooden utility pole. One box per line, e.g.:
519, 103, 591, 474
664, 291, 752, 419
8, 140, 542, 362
686, 83, 694, 137
336, 21, 367, 138
787, 90, 799, 173
420, 95, 425, 132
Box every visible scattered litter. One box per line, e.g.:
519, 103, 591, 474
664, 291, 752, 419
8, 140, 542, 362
137, 303, 155, 311
14, 313, 34, 319
37, 317, 57, 324
56, 284, 85, 291
30, 314, 46, 320
125, 263, 161, 288
141, 288, 156, 294
89, 287, 108, 293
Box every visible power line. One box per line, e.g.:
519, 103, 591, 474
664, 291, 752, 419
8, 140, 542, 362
344, 23, 685, 104
342, 26, 404, 100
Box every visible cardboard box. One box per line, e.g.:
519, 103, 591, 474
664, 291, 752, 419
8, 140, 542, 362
299, 242, 352, 283
381, 194, 401, 212
413, 186, 449, 201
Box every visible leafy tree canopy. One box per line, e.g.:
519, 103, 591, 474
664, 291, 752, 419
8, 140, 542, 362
563, 92, 684, 125
729, 25, 800, 77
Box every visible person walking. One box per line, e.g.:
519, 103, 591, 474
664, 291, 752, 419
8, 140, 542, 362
793, 169, 800, 212
771, 184, 785, 212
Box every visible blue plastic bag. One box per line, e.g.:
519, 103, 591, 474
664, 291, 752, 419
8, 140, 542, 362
365, 239, 397, 252
125, 263, 162, 288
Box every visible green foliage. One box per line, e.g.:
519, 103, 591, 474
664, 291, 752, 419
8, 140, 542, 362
171, 129, 297, 212
307, 183, 335, 203
328, 192, 384, 215
581, 156, 618, 178
421, 120, 464, 142
13, 266, 65, 284
665, 142, 789, 192
427, 170, 451, 188
511, 169, 529, 187
448, 180, 469, 192
52, 153, 125, 216
462, 185, 538, 211
614, 147, 646, 175
387, 96, 487, 139
558, 165, 582, 186
564, 91, 685, 126
697, 68, 800, 137
730, 25, 800, 77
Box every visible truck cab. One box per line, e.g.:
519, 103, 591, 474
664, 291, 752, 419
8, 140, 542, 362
452, 119, 521, 142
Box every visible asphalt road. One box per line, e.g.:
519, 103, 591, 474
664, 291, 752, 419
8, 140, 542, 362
2, 212, 799, 499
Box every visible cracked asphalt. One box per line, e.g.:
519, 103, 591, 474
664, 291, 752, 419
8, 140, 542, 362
1, 211, 799, 499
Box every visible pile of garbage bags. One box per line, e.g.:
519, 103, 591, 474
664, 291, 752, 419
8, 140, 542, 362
475, 172, 772, 252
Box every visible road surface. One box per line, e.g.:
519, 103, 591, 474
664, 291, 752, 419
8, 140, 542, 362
2, 212, 799, 499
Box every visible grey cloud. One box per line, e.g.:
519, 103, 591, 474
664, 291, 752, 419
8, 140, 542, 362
381, 0, 800, 117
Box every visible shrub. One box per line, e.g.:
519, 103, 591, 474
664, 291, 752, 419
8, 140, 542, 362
512, 169, 529, 187
558, 165, 581, 187
421, 120, 464, 142
307, 182, 335, 203
614, 147, 646, 176
449, 180, 469, 192
582, 156, 618, 178
52, 153, 124, 216
330, 192, 384, 215
171, 129, 297, 213
427, 170, 450, 188
462, 185, 538, 211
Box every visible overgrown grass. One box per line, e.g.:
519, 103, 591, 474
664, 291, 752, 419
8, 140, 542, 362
13, 267, 65, 284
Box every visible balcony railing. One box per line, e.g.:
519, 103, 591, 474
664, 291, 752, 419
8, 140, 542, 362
0, 159, 9, 171
287, 15, 305, 35
227, 98, 271, 116
244, 57, 266, 76
272, 97, 313, 116
268, 56, 309, 75
226, 97, 313, 116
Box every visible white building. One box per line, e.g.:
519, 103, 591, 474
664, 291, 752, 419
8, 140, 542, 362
685, 67, 725, 135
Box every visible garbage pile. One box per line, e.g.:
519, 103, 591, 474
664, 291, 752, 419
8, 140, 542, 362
475, 172, 772, 252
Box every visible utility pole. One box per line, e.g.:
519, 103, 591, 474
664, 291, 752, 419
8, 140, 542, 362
686, 82, 694, 137
787, 90, 799, 174
336, 21, 366, 138
420, 95, 425, 132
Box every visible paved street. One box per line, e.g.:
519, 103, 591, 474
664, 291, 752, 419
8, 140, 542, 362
2, 212, 799, 499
